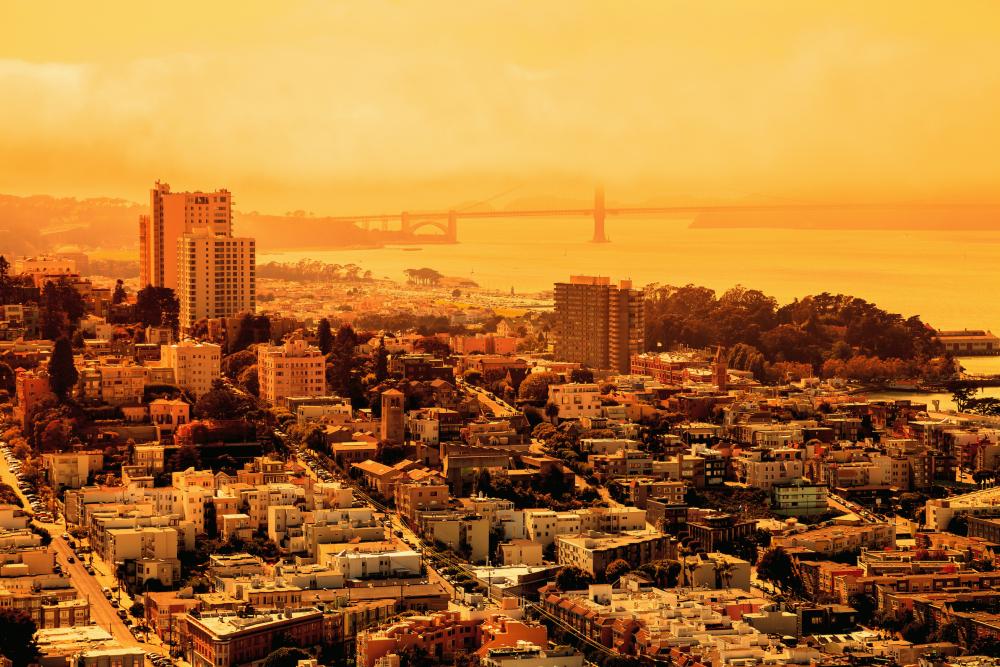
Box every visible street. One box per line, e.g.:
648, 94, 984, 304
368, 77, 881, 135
0, 442, 165, 657
290, 443, 460, 600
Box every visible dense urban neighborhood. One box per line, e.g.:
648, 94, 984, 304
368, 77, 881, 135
2, 186, 1000, 667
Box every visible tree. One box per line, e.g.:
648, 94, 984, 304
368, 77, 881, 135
195, 381, 257, 420
0, 608, 40, 667
570, 367, 594, 384
554, 566, 594, 591
112, 279, 127, 305
261, 647, 310, 667
0, 361, 15, 394
167, 444, 202, 472
39, 279, 85, 339
756, 547, 800, 591
316, 318, 333, 355
48, 337, 78, 400
135, 285, 180, 332
849, 592, 877, 625
0, 255, 10, 304
237, 365, 260, 397
221, 350, 257, 380
373, 336, 389, 382
544, 402, 560, 424
40, 420, 70, 452
605, 558, 631, 583
518, 371, 559, 404
948, 514, 969, 536
414, 336, 451, 357
230, 314, 271, 353
129, 601, 145, 618
327, 324, 358, 398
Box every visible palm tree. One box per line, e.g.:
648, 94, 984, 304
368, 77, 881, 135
714, 560, 735, 589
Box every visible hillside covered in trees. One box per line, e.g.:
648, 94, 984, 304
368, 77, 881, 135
644, 285, 952, 383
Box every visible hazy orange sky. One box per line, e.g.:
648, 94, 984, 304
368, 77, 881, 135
3, 1, 1000, 212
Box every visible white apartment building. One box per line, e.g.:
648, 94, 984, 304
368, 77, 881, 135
98, 364, 148, 405
734, 449, 805, 490
257, 337, 326, 406
160, 340, 221, 397
328, 549, 421, 579
524, 509, 583, 547
177, 227, 255, 329
547, 383, 602, 420
14, 255, 76, 280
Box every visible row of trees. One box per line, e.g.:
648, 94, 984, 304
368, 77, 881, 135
646, 285, 948, 382
404, 267, 443, 286
257, 259, 373, 282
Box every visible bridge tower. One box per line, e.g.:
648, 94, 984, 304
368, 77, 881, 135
592, 185, 609, 243
447, 210, 458, 243
400, 211, 410, 235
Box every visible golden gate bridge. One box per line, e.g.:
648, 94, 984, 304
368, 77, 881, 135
324, 187, 956, 244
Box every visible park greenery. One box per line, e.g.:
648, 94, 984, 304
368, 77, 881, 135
644, 285, 952, 383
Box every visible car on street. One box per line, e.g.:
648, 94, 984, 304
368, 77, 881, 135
66, 556, 75, 563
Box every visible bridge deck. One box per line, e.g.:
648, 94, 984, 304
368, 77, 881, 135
321, 202, 976, 223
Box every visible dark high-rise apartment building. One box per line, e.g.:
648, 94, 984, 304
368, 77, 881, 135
554, 275, 645, 373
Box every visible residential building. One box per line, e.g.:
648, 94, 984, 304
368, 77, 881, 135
686, 512, 757, 552
139, 181, 233, 290
771, 522, 896, 556
149, 398, 190, 434
14, 368, 55, 429
556, 530, 670, 577
182, 608, 324, 667
934, 329, 1000, 356
553, 275, 644, 373
160, 340, 221, 398
772, 478, 829, 517
177, 227, 255, 328
257, 337, 326, 406
547, 383, 601, 420
44, 452, 104, 490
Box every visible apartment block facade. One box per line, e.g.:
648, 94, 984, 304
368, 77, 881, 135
257, 337, 326, 406
553, 275, 644, 373
140, 181, 233, 290
177, 228, 255, 328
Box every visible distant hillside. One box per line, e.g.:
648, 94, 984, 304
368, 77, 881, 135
0, 193, 394, 255
237, 212, 381, 249
0, 193, 143, 255
691, 205, 1000, 230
